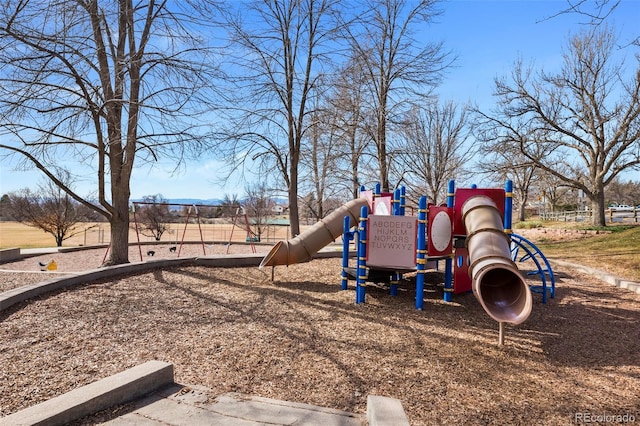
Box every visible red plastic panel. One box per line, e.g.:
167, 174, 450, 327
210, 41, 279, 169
427, 206, 453, 257
453, 188, 505, 235
453, 246, 472, 294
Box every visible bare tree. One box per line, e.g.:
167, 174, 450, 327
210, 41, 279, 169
545, 1, 638, 48
220, 194, 242, 219
301, 109, 335, 220
0, 194, 12, 219
325, 57, 377, 199
243, 183, 275, 240
510, 165, 544, 221
544, 0, 621, 25
341, 0, 452, 192
474, 127, 547, 222
0, 1, 221, 265
9, 180, 96, 247
134, 194, 171, 241
538, 172, 574, 213
216, 0, 338, 237
397, 101, 473, 205
606, 178, 640, 206
475, 27, 640, 226
299, 85, 355, 220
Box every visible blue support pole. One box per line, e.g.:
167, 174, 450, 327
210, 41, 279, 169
393, 188, 401, 215
443, 258, 454, 302
375, 183, 381, 195
390, 272, 399, 296
389, 186, 406, 296
415, 196, 428, 310
356, 206, 369, 304
342, 215, 355, 290
504, 180, 514, 233
447, 180, 455, 207
444, 180, 455, 302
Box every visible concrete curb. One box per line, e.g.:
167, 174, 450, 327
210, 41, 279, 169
549, 259, 640, 295
0, 360, 174, 426
0, 257, 197, 312
0, 247, 21, 262
367, 395, 410, 426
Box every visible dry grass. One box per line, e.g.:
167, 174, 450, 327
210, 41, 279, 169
0, 221, 296, 250
517, 225, 640, 282
1, 253, 639, 425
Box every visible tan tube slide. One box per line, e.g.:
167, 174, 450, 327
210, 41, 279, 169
462, 195, 533, 324
259, 197, 369, 268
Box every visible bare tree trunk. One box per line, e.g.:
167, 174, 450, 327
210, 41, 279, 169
518, 200, 527, 222
289, 158, 300, 237
591, 185, 607, 226
108, 216, 130, 265
106, 189, 131, 265
377, 106, 389, 192
351, 154, 360, 199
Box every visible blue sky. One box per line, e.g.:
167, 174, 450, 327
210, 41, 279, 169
436, 0, 639, 107
1, 0, 639, 200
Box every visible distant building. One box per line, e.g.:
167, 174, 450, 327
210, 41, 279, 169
271, 204, 287, 215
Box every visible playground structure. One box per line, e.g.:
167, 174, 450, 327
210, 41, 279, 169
260, 180, 555, 335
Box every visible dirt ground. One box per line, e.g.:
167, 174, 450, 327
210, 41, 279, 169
1, 236, 639, 425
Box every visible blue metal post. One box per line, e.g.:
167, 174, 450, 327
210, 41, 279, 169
393, 188, 401, 215
390, 187, 407, 296
504, 180, 513, 233
390, 273, 399, 297
375, 183, 381, 195
447, 180, 455, 207
443, 180, 455, 302
342, 215, 355, 290
356, 206, 369, 304
415, 196, 428, 310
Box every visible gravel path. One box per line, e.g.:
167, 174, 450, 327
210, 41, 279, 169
0, 243, 271, 293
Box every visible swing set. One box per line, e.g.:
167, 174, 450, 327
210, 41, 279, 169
102, 201, 258, 263
226, 207, 258, 254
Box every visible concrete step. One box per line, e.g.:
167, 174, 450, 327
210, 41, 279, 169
1, 361, 411, 425
105, 386, 363, 426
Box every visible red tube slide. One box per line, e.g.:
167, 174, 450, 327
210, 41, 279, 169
259, 197, 369, 268
462, 195, 533, 324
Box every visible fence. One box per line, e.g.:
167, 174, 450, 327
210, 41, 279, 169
539, 209, 639, 223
